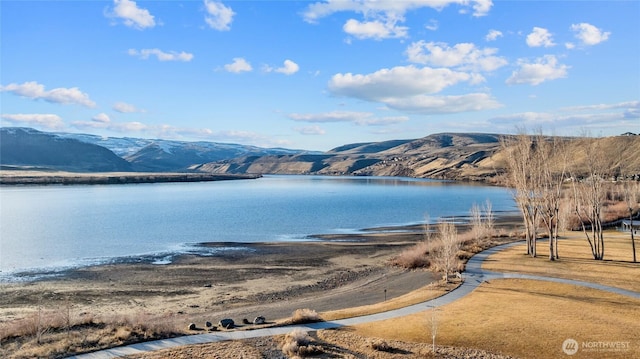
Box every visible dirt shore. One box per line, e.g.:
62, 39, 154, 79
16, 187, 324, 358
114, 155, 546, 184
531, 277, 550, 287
0, 228, 433, 332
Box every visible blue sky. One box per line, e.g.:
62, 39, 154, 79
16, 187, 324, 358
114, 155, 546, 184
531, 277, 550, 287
1, 0, 638, 151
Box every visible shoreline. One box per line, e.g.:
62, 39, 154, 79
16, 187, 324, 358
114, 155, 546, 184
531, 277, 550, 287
0, 213, 522, 283
0, 170, 260, 185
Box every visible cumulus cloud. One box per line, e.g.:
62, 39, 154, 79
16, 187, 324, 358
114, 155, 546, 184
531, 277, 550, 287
303, 0, 491, 40
113, 101, 144, 113
570, 23, 611, 46
294, 125, 326, 135
526, 27, 555, 47
327, 65, 501, 114
128, 48, 194, 62
289, 111, 409, 126
1, 81, 96, 107
92, 113, 111, 124
107, 0, 155, 30
405, 41, 507, 72
223, 58, 252, 73
506, 55, 569, 86
204, 0, 235, 31
383, 93, 501, 114
485, 29, 503, 41
343, 18, 408, 40
264, 59, 300, 75
329, 65, 473, 100
1, 113, 65, 130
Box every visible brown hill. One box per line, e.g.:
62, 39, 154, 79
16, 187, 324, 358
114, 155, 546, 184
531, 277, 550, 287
196, 133, 640, 182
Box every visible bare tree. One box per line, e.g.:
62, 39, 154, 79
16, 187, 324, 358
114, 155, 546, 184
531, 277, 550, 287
470, 203, 484, 241
484, 199, 494, 239
470, 200, 495, 242
501, 133, 541, 257
433, 221, 460, 283
571, 136, 610, 260
623, 181, 638, 262
537, 135, 568, 260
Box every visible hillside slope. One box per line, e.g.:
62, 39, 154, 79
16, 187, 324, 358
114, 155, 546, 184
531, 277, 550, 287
198, 133, 640, 182
0, 128, 133, 172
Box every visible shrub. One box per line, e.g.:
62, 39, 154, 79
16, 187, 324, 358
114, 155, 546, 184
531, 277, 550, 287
281, 329, 323, 358
369, 338, 392, 352
390, 240, 432, 269
291, 309, 321, 324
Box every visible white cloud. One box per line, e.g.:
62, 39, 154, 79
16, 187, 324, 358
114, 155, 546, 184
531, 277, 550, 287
526, 27, 555, 47
485, 29, 503, 41
565, 42, 576, 50
113, 102, 144, 113
204, 0, 235, 31
329, 65, 472, 101
1, 113, 65, 130
288, 111, 408, 126
108, 0, 155, 30
425, 19, 438, 31
303, 0, 493, 23
128, 48, 194, 62
303, 0, 491, 40
506, 55, 569, 86
294, 125, 326, 135
1, 81, 96, 107
383, 93, 501, 114
275, 59, 300, 75
343, 18, 408, 40
489, 110, 635, 132
92, 113, 111, 124
561, 101, 639, 113
405, 41, 507, 72
570, 23, 611, 46
223, 58, 252, 73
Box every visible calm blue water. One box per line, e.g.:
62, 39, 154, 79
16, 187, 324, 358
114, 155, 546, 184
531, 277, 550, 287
0, 175, 516, 281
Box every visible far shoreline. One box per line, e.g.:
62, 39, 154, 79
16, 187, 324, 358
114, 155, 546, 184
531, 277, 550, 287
0, 169, 261, 185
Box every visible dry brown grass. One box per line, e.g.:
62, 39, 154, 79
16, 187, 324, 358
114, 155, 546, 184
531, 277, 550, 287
0, 311, 181, 359
483, 230, 640, 292
321, 281, 458, 321
352, 228, 640, 359
353, 278, 640, 359
280, 328, 324, 358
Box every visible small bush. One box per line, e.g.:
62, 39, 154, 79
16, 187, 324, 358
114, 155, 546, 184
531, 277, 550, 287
291, 309, 321, 324
369, 338, 392, 352
390, 240, 432, 269
281, 329, 323, 358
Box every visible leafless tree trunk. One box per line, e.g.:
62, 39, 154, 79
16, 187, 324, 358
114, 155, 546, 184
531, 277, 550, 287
571, 136, 609, 260
537, 135, 568, 261
434, 221, 460, 283
623, 181, 638, 262
501, 133, 541, 257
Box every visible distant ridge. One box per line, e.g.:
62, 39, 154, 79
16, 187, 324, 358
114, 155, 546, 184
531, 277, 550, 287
0, 127, 133, 172
2, 128, 638, 182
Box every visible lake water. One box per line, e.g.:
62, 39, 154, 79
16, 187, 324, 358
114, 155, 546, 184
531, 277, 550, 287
0, 175, 516, 281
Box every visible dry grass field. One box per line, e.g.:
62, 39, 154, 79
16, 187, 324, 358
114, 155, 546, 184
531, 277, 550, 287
349, 230, 640, 359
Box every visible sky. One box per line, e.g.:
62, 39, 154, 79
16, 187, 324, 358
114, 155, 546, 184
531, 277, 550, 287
1, 0, 639, 151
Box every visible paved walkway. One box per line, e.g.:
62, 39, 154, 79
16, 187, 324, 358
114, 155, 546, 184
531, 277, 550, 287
69, 241, 640, 359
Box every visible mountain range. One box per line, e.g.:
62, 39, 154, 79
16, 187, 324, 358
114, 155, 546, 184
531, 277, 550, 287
0, 127, 308, 172
2, 127, 638, 182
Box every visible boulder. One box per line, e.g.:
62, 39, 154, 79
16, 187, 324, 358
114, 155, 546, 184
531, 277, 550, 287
187, 323, 197, 330
253, 316, 266, 325
205, 321, 213, 328
219, 318, 234, 329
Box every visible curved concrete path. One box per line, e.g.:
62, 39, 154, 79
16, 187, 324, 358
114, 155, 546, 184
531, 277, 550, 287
69, 241, 640, 359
